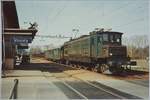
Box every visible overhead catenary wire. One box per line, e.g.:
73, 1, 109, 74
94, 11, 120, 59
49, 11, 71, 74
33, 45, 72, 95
33, 1, 70, 43
81, 1, 147, 31
47, 1, 146, 31
33, 1, 147, 43
48, 0, 69, 25
35, 34, 71, 38
103, 1, 146, 18
96, 1, 148, 30
114, 18, 146, 28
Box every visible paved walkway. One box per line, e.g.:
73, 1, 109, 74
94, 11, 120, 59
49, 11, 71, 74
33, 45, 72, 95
2, 69, 149, 99
96, 79, 149, 99
1, 70, 68, 100
64, 69, 149, 99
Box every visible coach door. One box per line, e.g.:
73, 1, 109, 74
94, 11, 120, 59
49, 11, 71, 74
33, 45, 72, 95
97, 35, 103, 57
91, 36, 96, 58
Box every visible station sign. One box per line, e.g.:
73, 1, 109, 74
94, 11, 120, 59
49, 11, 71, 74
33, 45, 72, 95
11, 36, 32, 44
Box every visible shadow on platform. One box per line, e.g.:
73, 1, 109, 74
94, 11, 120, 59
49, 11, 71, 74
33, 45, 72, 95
15, 62, 76, 73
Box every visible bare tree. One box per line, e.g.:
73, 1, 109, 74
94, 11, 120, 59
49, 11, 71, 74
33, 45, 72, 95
122, 35, 149, 59
28, 22, 38, 29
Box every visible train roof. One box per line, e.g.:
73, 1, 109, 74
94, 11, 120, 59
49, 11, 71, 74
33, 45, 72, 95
64, 31, 123, 45
45, 48, 61, 52
64, 35, 89, 44
91, 31, 123, 35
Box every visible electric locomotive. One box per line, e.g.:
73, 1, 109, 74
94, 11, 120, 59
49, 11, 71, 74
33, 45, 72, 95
62, 29, 135, 73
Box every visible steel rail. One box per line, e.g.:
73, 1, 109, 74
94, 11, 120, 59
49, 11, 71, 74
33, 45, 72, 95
48, 62, 128, 99
43, 73, 88, 100
61, 81, 88, 100
62, 72, 126, 99
42, 62, 141, 99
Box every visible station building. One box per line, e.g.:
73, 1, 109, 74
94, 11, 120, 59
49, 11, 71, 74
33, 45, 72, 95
2, 1, 37, 70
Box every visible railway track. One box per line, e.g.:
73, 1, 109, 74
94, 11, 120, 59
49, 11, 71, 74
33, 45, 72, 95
42, 64, 141, 99
43, 73, 121, 99
15, 60, 146, 99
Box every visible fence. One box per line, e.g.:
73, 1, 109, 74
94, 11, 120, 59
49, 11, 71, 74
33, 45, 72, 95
9, 79, 19, 99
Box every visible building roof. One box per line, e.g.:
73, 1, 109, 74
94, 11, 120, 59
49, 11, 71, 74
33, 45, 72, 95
2, 1, 19, 28
2, 1, 38, 50
4, 28, 38, 39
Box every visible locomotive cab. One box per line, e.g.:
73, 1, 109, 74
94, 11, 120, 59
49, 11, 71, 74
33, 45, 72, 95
101, 32, 122, 45
95, 31, 125, 58
93, 31, 132, 73
100, 32, 126, 58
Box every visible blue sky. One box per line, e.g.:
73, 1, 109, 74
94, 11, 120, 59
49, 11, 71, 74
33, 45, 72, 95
15, 0, 149, 47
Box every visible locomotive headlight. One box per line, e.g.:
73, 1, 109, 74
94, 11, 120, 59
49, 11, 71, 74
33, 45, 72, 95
109, 53, 113, 56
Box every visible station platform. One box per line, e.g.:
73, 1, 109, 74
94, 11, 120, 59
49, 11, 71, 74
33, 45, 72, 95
1, 70, 68, 100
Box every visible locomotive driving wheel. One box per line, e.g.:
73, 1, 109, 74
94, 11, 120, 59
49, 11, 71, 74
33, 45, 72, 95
92, 64, 99, 72
92, 67, 97, 72
99, 64, 109, 73
66, 60, 69, 65
83, 66, 88, 70
77, 64, 82, 69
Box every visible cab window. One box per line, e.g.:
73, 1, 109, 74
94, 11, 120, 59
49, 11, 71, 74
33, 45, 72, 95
109, 34, 121, 44
103, 34, 108, 42
110, 34, 114, 42
114, 34, 121, 43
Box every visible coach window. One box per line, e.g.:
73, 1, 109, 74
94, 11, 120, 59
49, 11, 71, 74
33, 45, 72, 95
65, 50, 68, 54
97, 35, 102, 43
91, 38, 94, 44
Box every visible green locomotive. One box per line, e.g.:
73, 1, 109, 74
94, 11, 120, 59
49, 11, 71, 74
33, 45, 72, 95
45, 30, 136, 73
